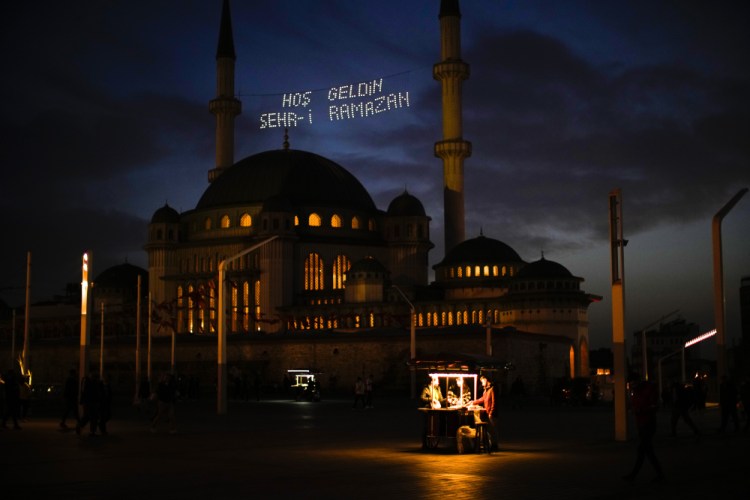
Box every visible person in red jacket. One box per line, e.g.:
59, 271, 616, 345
623, 373, 664, 483
470, 375, 499, 450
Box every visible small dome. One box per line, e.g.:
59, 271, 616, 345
387, 190, 426, 216
516, 257, 573, 279
436, 234, 523, 267
151, 203, 179, 224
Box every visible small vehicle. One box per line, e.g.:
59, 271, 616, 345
288, 369, 321, 401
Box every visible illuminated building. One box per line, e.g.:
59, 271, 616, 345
144, 0, 600, 386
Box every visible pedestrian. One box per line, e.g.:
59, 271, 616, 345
76, 370, 103, 436
151, 373, 177, 434
365, 374, 374, 408
98, 374, 113, 435
623, 373, 664, 483
60, 369, 79, 429
718, 375, 740, 433
469, 375, 499, 451
1, 368, 22, 430
669, 381, 699, 437
353, 376, 366, 409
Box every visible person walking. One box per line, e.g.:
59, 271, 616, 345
1, 368, 22, 430
718, 375, 740, 433
151, 373, 177, 434
365, 374, 374, 408
623, 374, 664, 483
669, 381, 699, 437
98, 374, 113, 435
76, 370, 103, 436
60, 369, 79, 429
353, 376, 366, 409
469, 375, 499, 451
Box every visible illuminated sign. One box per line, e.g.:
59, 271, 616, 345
259, 77, 410, 129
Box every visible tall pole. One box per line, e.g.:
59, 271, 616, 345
712, 188, 747, 379
135, 275, 141, 402
393, 285, 416, 398
22, 251, 31, 372
609, 189, 627, 442
99, 302, 105, 378
217, 236, 278, 414
79, 252, 91, 415
147, 292, 152, 384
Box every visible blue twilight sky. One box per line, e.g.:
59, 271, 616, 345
1, 0, 748, 351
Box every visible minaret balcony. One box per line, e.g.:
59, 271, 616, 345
433, 60, 470, 81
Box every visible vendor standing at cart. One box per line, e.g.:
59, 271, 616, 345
469, 375, 499, 451
421, 375, 445, 408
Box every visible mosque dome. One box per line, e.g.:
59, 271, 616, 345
347, 256, 389, 276
435, 234, 523, 268
151, 203, 180, 224
516, 257, 574, 279
387, 190, 426, 217
94, 262, 148, 291
196, 149, 377, 212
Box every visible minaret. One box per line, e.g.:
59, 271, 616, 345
434, 0, 471, 253
208, 0, 242, 183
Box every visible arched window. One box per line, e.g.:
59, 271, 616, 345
493, 265, 499, 276
220, 215, 231, 228
254, 280, 261, 332
308, 213, 321, 227
294, 215, 299, 226
204, 217, 212, 230
332, 255, 351, 289
351, 216, 360, 229
457, 267, 463, 278
466, 266, 472, 277
240, 213, 252, 227
483, 265, 490, 277
368, 218, 376, 231
304, 253, 324, 290
331, 214, 342, 228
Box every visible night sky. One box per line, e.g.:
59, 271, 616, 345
1, 0, 748, 351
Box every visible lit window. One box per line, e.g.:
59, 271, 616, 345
204, 217, 212, 230
483, 265, 489, 277
243, 281, 250, 331
475, 266, 481, 277
304, 253, 324, 290
493, 266, 499, 276
294, 215, 299, 226
332, 255, 351, 289
331, 214, 342, 228
254, 280, 261, 331
457, 267, 463, 278
309, 213, 321, 227
351, 216, 360, 229
220, 215, 231, 228
240, 213, 252, 227
466, 266, 471, 277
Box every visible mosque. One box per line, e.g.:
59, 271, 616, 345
144, 0, 600, 384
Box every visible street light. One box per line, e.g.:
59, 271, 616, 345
657, 328, 717, 401
639, 309, 680, 381
392, 285, 416, 398
216, 236, 278, 415
712, 188, 747, 379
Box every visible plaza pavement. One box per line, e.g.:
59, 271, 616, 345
1, 393, 747, 499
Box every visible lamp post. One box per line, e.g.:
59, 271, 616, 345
639, 309, 680, 381
217, 236, 278, 415
712, 188, 747, 379
79, 252, 91, 416
392, 285, 416, 398
609, 189, 627, 442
